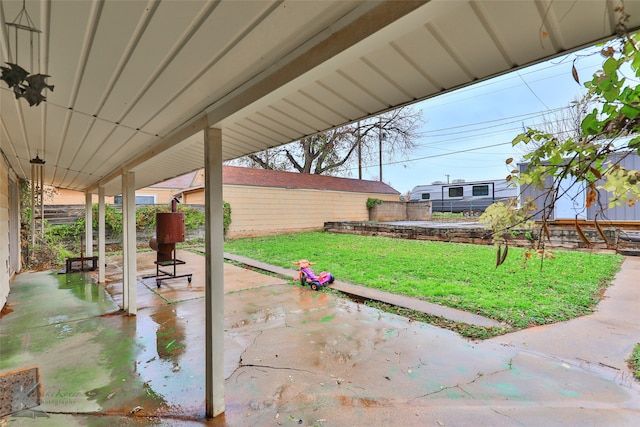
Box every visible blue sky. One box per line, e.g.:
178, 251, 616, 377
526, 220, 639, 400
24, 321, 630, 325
356, 46, 607, 195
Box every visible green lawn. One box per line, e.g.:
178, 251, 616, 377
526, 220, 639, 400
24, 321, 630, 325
224, 231, 624, 330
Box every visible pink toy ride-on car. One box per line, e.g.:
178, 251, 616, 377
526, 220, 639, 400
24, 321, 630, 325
293, 259, 335, 291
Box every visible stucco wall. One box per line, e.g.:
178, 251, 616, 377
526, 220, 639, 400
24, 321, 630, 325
368, 201, 432, 221
406, 201, 432, 220
186, 185, 398, 238
368, 201, 407, 221
0, 156, 11, 309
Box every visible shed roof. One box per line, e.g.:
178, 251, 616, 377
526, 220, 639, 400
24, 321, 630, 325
149, 171, 198, 189
182, 166, 399, 195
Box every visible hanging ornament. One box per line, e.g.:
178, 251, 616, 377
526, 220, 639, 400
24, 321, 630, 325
1, 0, 54, 106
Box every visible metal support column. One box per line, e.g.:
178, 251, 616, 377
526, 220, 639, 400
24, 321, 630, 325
85, 192, 93, 257
123, 171, 137, 315
204, 127, 225, 417
122, 173, 129, 311
98, 187, 106, 284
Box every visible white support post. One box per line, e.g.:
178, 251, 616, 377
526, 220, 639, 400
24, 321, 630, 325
98, 187, 106, 284
204, 127, 225, 417
85, 192, 93, 257
123, 171, 137, 316
122, 173, 129, 311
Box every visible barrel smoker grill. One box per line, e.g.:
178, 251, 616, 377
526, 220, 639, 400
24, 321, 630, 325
148, 200, 192, 287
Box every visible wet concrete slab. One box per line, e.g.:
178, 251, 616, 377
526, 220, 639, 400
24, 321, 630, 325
224, 252, 504, 327
1, 252, 640, 425
105, 250, 287, 309
491, 256, 640, 373
0, 271, 119, 333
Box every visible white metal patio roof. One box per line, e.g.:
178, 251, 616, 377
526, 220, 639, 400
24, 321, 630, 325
2, 0, 639, 196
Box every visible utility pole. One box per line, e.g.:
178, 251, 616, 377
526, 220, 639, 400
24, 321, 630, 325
378, 116, 383, 182
445, 174, 450, 184
357, 120, 362, 179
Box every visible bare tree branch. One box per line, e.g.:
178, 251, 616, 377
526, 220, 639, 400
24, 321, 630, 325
229, 105, 423, 178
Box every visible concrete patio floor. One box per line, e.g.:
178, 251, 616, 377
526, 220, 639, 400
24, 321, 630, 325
1, 250, 640, 426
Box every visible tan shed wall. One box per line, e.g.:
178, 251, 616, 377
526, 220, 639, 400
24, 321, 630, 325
48, 187, 176, 205
47, 187, 87, 204
45, 187, 112, 204
184, 185, 398, 238
183, 189, 205, 205
0, 156, 11, 309
136, 189, 177, 205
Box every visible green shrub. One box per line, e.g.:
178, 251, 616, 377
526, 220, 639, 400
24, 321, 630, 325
366, 198, 383, 209
89, 203, 122, 237
103, 204, 123, 236
180, 205, 206, 231
47, 223, 81, 244
135, 205, 160, 231
25, 201, 230, 263
223, 201, 231, 232
132, 204, 209, 232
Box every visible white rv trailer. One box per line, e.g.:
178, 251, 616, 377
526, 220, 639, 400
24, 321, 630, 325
409, 179, 518, 216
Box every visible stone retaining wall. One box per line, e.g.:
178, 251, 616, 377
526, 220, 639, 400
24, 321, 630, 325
324, 221, 625, 252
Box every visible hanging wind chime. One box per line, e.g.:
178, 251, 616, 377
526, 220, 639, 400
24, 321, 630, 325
30, 153, 45, 243
0, 0, 54, 106
0, 1, 54, 243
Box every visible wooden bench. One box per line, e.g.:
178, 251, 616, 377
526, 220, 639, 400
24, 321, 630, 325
65, 256, 99, 273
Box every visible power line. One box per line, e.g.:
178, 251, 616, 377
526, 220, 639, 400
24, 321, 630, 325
361, 49, 604, 184
427, 49, 601, 102
416, 101, 587, 149
355, 140, 514, 172
423, 107, 566, 135
393, 141, 513, 164
516, 70, 550, 110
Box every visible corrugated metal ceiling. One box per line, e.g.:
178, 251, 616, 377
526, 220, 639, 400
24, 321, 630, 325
1, 0, 639, 196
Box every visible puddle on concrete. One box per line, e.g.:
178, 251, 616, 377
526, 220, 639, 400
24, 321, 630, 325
57, 272, 105, 303
230, 306, 286, 329
0, 271, 118, 332
0, 271, 191, 417
150, 306, 187, 361
54, 323, 74, 339
129, 303, 205, 417
79, 314, 174, 417
0, 271, 121, 371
